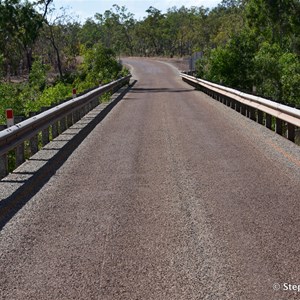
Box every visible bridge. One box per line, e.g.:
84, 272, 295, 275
0, 58, 300, 299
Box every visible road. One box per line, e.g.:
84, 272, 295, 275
1, 58, 300, 299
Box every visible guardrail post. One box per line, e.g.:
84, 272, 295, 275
92, 97, 99, 109
226, 97, 230, 107
230, 98, 235, 109
235, 101, 241, 113
60, 116, 67, 133
41, 107, 50, 146
276, 118, 283, 135
0, 153, 8, 179
47, 104, 59, 140
241, 104, 246, 116
85, 103, 90, 114
14, 116, 26, 167
257, 110, 264, 124
0, 125, 8, 178
52, 121, 59, 139
30, 135, 39, 155
79, 106, 85, 119
15, 143, 25, 167
249, 107, 256, 121
28, 112, 39, 155
72, 110, 79, 124
266, 114, 272, 129
67, 114, 73, 128
287, 123, 295, 142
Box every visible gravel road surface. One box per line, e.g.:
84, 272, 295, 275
1, 58, 300, 299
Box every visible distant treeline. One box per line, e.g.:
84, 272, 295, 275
1, 0, 300, 110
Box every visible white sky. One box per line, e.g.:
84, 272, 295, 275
50, 0, 221, 22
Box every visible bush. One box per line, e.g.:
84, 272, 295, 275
279, 53, 300, 106
0, 43, 128, 125
80, 43, 122, 84
0, 83, 23, 124
29, 58, 49, 91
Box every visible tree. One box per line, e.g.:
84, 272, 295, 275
79, 43, 122, 85
0, 0, 53, 73
41, 6, 80, 79
245, 0, 298, 48
95, 5, 136, 56
79, 18, 102, 49
140, 7, 165, 55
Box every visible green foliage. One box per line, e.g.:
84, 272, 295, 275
279, 53, 300, 106
29, 58, 49, 90
0, 40, 126, 125
22, 82, 72, 116
100, 92, 112, 103
199, 31, 256, 91
252, 42, 300, 106
0, 82, 23, 124
80, 43, 122, 84
253, 42, 283, 99
192, 0, 300, 107
0, 53, 3, 79
1, 0, 300, 114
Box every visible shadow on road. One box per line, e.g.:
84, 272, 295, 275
131, 87, 195, 94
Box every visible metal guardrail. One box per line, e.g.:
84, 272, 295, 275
0, 75, 131, 178
181, 73, 300, 144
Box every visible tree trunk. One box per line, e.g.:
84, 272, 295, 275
26, 48, 33, 71
52, 42, 63, 78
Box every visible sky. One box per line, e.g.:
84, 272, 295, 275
50, 0, 222, 22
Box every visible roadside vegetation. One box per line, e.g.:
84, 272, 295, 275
1, 0, 300, 125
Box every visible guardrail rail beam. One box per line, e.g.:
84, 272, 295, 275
181, 73, 300, 146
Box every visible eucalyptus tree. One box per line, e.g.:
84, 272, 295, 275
0, 0, 52, 74
95, 5, 136, 56
79, 18, 102, 49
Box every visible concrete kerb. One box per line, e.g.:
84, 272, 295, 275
0, 80, 135, 229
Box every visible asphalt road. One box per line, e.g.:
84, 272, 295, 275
1, 58, 300, 300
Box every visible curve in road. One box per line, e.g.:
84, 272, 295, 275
0, 58, 300, 300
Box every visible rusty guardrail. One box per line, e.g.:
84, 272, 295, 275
0, 75, 131, 178
181, 73, 300, 144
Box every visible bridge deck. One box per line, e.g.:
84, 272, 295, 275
1, 58, 300, 299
